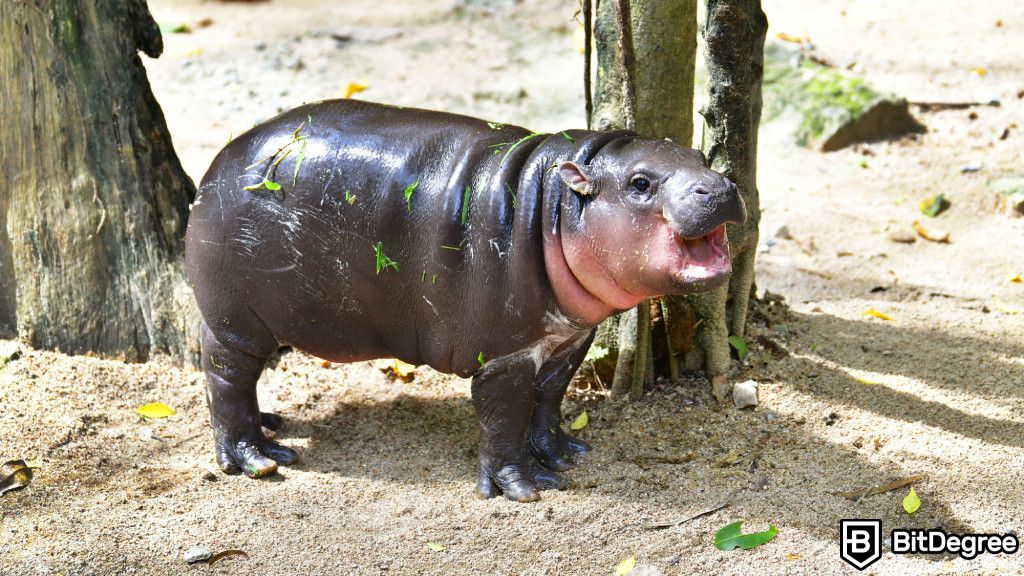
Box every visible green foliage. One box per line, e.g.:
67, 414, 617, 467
404, 180, 419, 212
372, 242, 399, 273
714, 521, 778, 551
760, 44, 883, 146
728, 335, 748, 360
461, 185, 473, 225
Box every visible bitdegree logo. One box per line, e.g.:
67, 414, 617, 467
891, 528, 1020, 560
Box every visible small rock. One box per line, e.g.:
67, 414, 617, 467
773, 223, 792, 240
284, 57, 305, 71
200, 470, 218, 482
887, 230, 917, 244
733, 380, 759, 409
960, 161, 983, 173
253, 42, 267, 51
0, 341, 22, 364
823, 410, 840, 426
988, 174, 1024, 216
711, 375, 732, 402
183, 545, 212, 564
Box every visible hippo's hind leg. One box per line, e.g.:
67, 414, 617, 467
200, 320, 297, 477
472, 355, 568, 503
528, 331, 595, 472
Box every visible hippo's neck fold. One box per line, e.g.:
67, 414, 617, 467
539, 130, 638, 328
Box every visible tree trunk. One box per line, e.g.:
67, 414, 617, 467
688, 0, 766, 390
587, 0, 765, 394
0, 0, 199, 363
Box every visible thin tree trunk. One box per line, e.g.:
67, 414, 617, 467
687, 0, 766, 389
588, 0, 765, 394
592, 0, 699, 395
0, 0, 199, 362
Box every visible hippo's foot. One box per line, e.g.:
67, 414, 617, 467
477, 460, 568, 502
214, 429, 298, 478
260, 411, 284, 431
529, 425, 591, 472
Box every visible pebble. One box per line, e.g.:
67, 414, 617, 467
733, 380, 759, 409
183, 545, 212, 564
887, 230, 917, 244
773, 223, 792, 240
960, 161, 983, 173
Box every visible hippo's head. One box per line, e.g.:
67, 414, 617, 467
545, 134, 746, 325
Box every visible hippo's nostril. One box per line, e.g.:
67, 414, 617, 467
693, 187, 710, 195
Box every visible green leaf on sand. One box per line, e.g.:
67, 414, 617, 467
919, 194, 948, 217
426, 542, 445, 552
570, 411, 588, 431
714, 521, 778, 551
902, 487, 921, 514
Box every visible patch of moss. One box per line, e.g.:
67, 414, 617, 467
797, 67, 881, 146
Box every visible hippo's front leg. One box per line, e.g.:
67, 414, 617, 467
529, 331, 595, 472
472, 354, 568, 502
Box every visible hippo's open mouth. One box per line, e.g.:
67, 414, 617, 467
673, 225, 732, 284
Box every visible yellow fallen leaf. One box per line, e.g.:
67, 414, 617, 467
862, 309, 893, 321
426, 542, 445, 552
570, 410, 588, 431
133, 402, 176, 419
902, 487, 921, 514
912, 221, 950, 243
785, 553, 801, 561
1007, 272, 1022, 284
970, 67, 987, 77
342, 82, 368, 99
393, 359, 416, 378
614, 555, 637, 576
993, 299, 1023, 314
775, 32, 809, 44
854, 377, 880, 385
185, 48, 204, 58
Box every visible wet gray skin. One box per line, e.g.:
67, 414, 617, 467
185, 99, 744, 502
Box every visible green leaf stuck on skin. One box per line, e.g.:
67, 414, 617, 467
372, 242, 399, 274
404, 180, 419, 212
461, 185, 473, 225
728, 335, 749, 360
714, 521, 778, 551
561, 131, 574, 143
477, 351, 486, 368
344, 190, 357, 205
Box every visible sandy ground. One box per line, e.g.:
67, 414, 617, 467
2, 0, 1024, 574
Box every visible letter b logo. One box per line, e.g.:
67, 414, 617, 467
840, 520, 882, 571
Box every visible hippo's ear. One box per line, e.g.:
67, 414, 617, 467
558, 162, 594, 196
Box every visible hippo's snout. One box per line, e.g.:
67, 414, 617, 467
663, 176, 746, 239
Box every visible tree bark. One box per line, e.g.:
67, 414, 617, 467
588, 0, 765, 393
0, 0, 199, 362
687, 0, 766, 386
591, 0, 699, 394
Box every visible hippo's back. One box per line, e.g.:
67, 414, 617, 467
185, 100, 557, 374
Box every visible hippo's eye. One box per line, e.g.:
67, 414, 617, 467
630, 175, 652, 194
